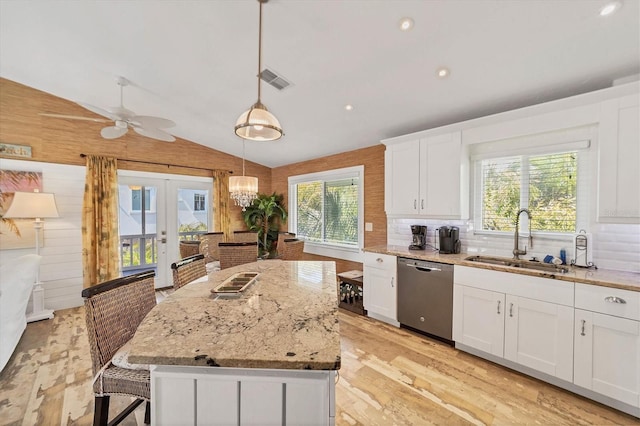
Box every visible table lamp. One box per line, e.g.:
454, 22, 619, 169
3, 190, 59, 322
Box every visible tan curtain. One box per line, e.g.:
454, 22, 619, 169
82, 155, 120, 288
213, 170, 231, 241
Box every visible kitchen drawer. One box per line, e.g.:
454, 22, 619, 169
575, 283, 640, 321
364, 252, 396, 272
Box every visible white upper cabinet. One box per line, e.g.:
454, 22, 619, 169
384, 131, 468, 218
597, 94, 640, 223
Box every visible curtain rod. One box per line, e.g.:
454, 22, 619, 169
79, 154, 233, 174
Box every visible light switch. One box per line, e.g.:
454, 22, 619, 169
365, 222, 373, 232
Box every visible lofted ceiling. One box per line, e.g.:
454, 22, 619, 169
0, 1, 638, 168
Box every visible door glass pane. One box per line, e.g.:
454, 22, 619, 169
177, 188, 209, 243
119, 184, 158, 276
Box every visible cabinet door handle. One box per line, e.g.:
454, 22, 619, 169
391, 277, 395, 288
604, 296, 626, 304
580, 319, 586, 336
497, 300, 501, 314
421, 199, 424, 210
509, 303, 513, 317
414, 199, 417, 210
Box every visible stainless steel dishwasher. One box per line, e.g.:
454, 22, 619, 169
397, 257, 454, 342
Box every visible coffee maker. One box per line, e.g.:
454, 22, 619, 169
409, 225, 428, 250
439, 226, 460, 254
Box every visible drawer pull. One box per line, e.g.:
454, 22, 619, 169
604, 296, 626, 304
581, 319, 586, 336
376, 258, 383, 263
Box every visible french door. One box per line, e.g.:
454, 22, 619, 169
118, 171, 212, 288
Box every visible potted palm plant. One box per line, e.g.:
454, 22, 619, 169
241, 192, 288, 257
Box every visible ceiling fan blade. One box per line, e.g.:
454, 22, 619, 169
39, 113, 111, 123
77, 102, 118, 120
133, 126, 176, 142
100, 126, 128, 139
133, 115, 176, 129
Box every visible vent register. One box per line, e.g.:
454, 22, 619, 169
260, 68, 292, 91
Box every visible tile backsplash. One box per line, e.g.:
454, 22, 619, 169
388, 218, 640, 273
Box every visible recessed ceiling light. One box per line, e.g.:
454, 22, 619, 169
436, 67, 450, 78
600, 1, 622, 16
345, 104, 354, 111
399, 18, 414, 31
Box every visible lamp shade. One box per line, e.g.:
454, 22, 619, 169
3, 191, 59, 219
229, 175, 258, 194
235, 102, 283, 141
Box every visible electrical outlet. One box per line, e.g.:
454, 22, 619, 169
365, 222, 373, 232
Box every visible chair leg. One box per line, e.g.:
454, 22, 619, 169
144, 401, 151, 424
94, 395, 110, 426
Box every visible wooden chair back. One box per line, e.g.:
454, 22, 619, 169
279, 238, 305, 261
218, 242, 258, 270
171, 254, 207, 290
198, 232, 225, 263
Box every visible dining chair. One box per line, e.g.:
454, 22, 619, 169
81, 270, 156, 426
279, 238, 305, 260
171, 254, 207, 290
276, 232, 296, 258
218, 242, 259, 269
232, 230, 258, 243
179, 240, 201, 259
198, 232, 225, 263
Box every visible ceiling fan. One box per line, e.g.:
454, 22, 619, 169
40, 76, 176, 142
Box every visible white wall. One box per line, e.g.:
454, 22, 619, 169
0, 159, 85, 311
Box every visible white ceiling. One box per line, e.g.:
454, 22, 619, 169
1, 1, 638, 168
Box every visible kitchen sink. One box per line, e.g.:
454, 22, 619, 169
464, 255, 569, 274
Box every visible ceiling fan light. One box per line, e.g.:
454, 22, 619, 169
235, 102, 283, 141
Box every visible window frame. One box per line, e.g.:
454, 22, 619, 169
193, 193, 205, 211
131, 188, 152, 212
471, 138, 590, 240
288, 166, 365, 262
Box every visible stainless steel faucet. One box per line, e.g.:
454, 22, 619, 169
513, 208, 533, 260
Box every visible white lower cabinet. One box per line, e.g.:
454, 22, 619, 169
453, 285, 505, 357
151, 366, 336, 425
504, 295, 574, 382
363, 252, 398, 326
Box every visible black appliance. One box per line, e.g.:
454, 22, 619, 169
438, 226, 460, 254
409, 225, 427, 250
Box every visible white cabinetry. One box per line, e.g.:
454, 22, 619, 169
574, 283, 640, 409
453, 266, 574, 381
363, 252, 398, 326
598, 94, 640, 223
152, 366, 335, 425
384, 132, 467, 218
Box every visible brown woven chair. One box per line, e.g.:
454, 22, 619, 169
232, 230, 258, 243
276, 232, 296, 257
279, 238, 305, 260
81, 270, 156, 426
218, 242, 258, 270
179, 240, 201, 259
198, 232, 225, 263
171, 254, 207, 290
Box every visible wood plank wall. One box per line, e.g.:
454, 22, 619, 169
0, 78, 271, 232
271, 145, 387, 273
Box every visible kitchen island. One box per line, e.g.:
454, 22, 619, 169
129, 260, 340, 425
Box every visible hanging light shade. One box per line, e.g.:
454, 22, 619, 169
229, 139, 258, 211
234, 0, 283, 141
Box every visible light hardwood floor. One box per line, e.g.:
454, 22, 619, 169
1, 305, 638, 425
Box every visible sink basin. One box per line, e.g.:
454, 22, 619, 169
465, 255, 569, 274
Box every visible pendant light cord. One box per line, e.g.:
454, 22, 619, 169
242, 139, 246, 177
257, 0, 263, 103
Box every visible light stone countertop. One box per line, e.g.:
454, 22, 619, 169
365, 245, 640, 292
128, 260, 341, 370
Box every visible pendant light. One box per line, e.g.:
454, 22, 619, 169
234, 0, 283, 141
229, 139, 258, 211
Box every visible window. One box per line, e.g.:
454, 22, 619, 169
478, 151, 578, 233
194, 193, 205, 211
289, 166, 364, 261
132, 188, 151, 211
